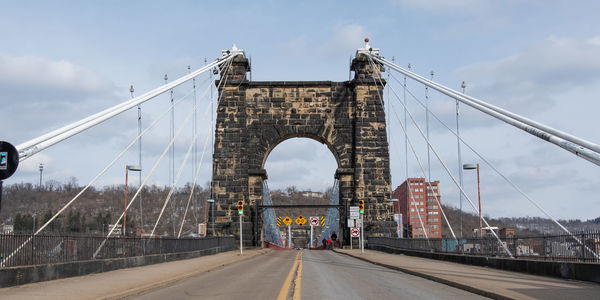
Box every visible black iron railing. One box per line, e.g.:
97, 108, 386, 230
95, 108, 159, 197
369, 230, 600, 263
0, 234, 235, 268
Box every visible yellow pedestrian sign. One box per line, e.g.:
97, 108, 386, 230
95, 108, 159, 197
282, 216, 293, 226
295, 215, 307, 226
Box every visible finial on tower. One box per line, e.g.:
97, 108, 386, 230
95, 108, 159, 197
356, 37, 379, 56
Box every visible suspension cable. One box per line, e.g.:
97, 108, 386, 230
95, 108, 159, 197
151, 103, 208, 237
363, 57, 430, 245
386, 76, 514, 258
177, 129, 211, 238
0, 82, 201, 265
366, 56, 457, 242
394, 73, 600, 259
153, 86, 216, 237
92, 69, 227, 258
386, 84, 458, 242
368, 55, 600, 166
16, 53, 239, 161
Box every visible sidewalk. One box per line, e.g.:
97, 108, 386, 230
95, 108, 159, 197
0, 248, 270, 300
335, 249, 600, 300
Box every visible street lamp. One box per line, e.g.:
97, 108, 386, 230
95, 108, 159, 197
207, 199, 215, 236
38, 163, 44, 189
124, 165, 142, 237
463, 163, 482, 238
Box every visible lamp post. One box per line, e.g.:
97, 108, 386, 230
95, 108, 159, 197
207, 199, 215, 236
463, 163, 482, 238
124, 165, 142, 237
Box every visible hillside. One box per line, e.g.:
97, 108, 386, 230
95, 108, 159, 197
1, 181, 598, 237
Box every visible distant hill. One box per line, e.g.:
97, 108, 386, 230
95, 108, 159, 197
1, 181, 597, 237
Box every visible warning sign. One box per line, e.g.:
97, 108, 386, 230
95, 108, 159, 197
309, 216, 320, 226
295, 215, 307, 226
282, 216, 293, 226
277, 216, 282, 227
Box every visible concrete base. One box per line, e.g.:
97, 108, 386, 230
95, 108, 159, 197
0, 245, 235, 288
369, 244, 600, 284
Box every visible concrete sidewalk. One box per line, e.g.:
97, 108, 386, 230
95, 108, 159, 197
335, 249, 600, 300
0, 248, 270, 300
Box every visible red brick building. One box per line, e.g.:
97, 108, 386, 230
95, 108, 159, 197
392, 178, 442, 238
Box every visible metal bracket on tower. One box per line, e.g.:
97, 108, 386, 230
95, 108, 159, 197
222, 43, 246, 58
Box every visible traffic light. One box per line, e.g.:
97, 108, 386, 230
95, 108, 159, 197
237, 200, 244, 215
358, 200, 364, 214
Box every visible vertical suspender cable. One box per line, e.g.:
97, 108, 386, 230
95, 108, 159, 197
404, 64, 410, 237
457, 81, 465, 238
425, 71, 431, 182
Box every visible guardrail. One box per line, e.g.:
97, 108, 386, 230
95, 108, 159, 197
0, 234, 235, 268
369, 230, 600, 263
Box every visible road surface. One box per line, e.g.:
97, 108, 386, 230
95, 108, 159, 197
126, 249, 487, 300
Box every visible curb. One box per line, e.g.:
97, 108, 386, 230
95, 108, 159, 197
101, 248, 272, 300
333, 249, 513, 300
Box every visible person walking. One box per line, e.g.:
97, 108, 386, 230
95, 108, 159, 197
331, 232, 337, 248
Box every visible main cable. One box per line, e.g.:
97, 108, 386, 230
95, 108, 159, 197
17, 53, 238, 161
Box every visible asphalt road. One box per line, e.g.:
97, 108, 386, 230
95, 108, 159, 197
127, 249, 487, 300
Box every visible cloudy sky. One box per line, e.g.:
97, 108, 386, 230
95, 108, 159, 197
1, 1, 599, 220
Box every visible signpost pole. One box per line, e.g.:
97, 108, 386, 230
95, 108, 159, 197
288, 225, 291, 248
239, 214, 243, 255
310, 225, 313, 248
0, 180, 3, 213
350, 234, 353, 250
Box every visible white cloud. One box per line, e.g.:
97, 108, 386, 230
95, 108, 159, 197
279, 23, 370, 59
450, 36, 600, 122
0, 53, 107, 99
0, 53, 122, 143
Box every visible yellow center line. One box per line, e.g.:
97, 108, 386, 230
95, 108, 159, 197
277, 251, 301, 300
292, 251, 303, 300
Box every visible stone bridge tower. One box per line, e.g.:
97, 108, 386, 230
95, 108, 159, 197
211, 47, 393, 245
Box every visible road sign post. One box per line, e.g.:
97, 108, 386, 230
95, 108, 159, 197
282, 216, 293, 248
310, 225, 313, 248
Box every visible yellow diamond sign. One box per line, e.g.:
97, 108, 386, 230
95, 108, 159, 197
295, 215, 307, 226
282, 216, 293, 226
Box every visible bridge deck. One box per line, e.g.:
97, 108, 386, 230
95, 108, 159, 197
336, 249, 600, 300
1, 248, 598, 299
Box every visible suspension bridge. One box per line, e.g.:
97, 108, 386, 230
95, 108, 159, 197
0, 41, 599, 299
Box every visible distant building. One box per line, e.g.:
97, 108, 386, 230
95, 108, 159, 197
392, 178, 442, 238
499, 228, 515, 239
301, 191, 323, 198
2, 224, 14, 234
473, 226, 499, 238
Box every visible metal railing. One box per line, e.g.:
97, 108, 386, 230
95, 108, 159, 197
368, 230, 600, 263
0, 234, 235, 268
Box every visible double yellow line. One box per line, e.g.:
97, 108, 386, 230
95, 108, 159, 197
277, 250, 303, 300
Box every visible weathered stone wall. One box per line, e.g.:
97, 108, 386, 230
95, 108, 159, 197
212, 53, 393, 244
